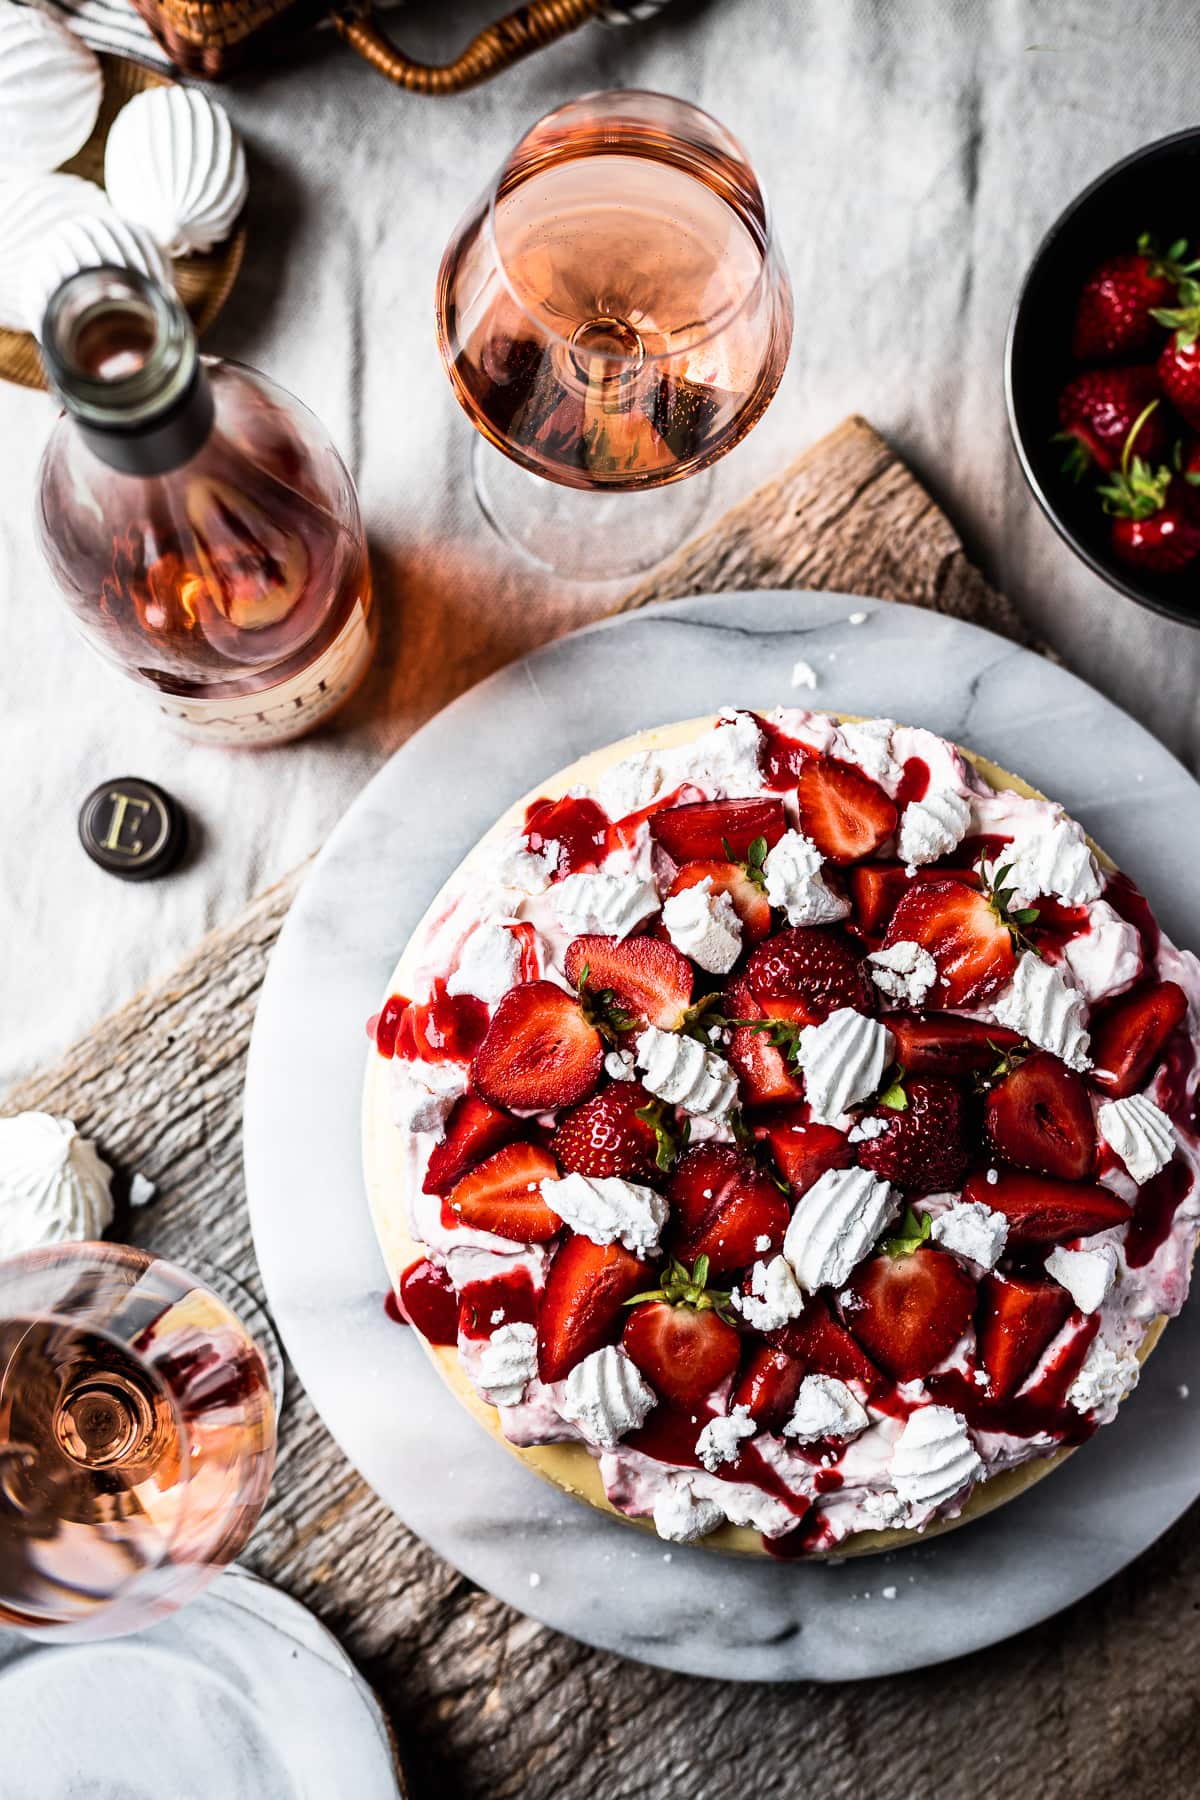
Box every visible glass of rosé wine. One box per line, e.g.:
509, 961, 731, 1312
435, 88, 794, 579
0, 1243, 276, 1641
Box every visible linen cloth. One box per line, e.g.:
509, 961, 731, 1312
3, 0, 1200, 1088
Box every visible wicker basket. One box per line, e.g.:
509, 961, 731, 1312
128, 0, 616, 92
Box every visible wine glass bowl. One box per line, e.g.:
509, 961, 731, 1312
0, 1242, 276, 1641
435, 89, 793, 575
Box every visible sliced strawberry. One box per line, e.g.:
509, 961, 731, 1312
883, 877, 1016, 1006
446, 1142, 562, 1242
963, 1169, 1129, 1246
976, 1273, 1074, 1399
794, 757, 899, 865
422, 1094, 519, 1196
725, 977, 805, 1107
564, 934, 693, 1031
549, 1082, 663, 1182
889, 1012, 1023, 1075
471, 981, 603, 1111
650, 796, 786, 864
745, 926, 873, 1023
732, 1345, 805, 1431
767, 1294, 885, 1395
752, 1108, 853, 1197
667, 858, 772, 942
857, 1077, 970, 1195
666, 1143, 790, 1274
1089, 979, 1189, 1098
984, 1050, 1096, 1179
538, 1236, 654, 1382
623, 1296, 741, 1409
847, 862, 912, 937
841, 1242, 976, 1383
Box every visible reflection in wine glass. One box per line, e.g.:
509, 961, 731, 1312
436, 89, 794, 579
0, 1242, 276, 1641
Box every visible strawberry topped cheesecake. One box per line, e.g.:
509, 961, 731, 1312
362, 709, 1200, 1556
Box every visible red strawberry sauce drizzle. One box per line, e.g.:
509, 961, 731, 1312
1104, 869, 1160, 961
895, 756, 930, 807
928, 1315, 1100, 1444
392, 981, 489, 1064
389, 1259, 459, 1346
372, 994, 410, 1058
757, 718, 814, 787
1125, 1157, 1195, 1269
506, 921, 541, 983
458, 1264, 539, 1338
524, 795, 609, 873
625, 1405, 813, 1520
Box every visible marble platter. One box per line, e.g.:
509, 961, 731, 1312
0, 1566, 402, 1797
244, 592, 1200, 1682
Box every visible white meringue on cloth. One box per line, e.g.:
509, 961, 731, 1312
0, 172, 113, 330
0, 1113, 114, 1257
0, 2, 103, 175
23, 211, 172, 335
105, 85, 248, 257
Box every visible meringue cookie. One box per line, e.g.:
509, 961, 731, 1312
0, 1113, 113, 1257
731, 1253, 807, 1331
105, 85, 248, 257
23, 214, 172, 337
835, 718, 901, 790
867, 940, 937, 1007
551, 870, 659, 940
897, 786, 971, 866
635, 1026, 738, 1121
1097, 1093, 1176, 1186
890, 1406, 981, 1512
990, 953, 1091, 1072
784, 1165, 896, 1291
0, 5, 102, 176
661, 877, 742, 974
538, 1171, 667, 1255
695, 1404, 757, 1471
783, 1374, 870, 1444
762, 830, 850, 926
930, 1200, 1008, 1271
1006, 812, 1102, 907
651, 1480, 726, 1543
0, 173, 112, 331
794, 1007, 894, 1124
1045, 1242, 1119, 1314
470, 1322, 538, 1408
559, 1345, 656, 1448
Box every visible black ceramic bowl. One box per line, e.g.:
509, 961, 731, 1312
1005, 127, 1200, 629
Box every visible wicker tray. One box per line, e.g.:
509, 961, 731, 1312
0, 54, 246, 392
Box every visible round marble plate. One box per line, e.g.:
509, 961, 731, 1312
0, 1565, 402, 1798
245, 592, 1200, 1682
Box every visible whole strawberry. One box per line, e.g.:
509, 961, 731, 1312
1153, 286, 1200, 428
1073, 234, 1196, 362
1099, 430, 1200, 575
1055, 368, 1166, 477
856, 1075, 970, 1194
550, 1081, 673, 1182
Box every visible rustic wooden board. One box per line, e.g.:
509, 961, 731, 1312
7, 415, 1194, 1800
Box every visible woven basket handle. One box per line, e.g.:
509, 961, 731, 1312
332, 0, 607, 95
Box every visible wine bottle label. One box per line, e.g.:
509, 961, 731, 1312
154, 602, 374, 748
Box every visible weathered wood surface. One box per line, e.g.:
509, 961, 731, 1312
7, 416, 1193, 1800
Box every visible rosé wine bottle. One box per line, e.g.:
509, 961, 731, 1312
35, 267, 374, 748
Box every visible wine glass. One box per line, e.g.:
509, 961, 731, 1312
435, 88, 794, 579
0, 1243, 276, 1641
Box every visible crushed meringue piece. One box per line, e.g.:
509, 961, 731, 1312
990, 952, 1091, 1071
890, 1406, 981, 1511
446, 922, 524, 1006
636, 1026, 738, 1121
662, 877, 743, 975
930, 1200, 1008, 1270
868, 940, 937, 1007
732, 1254, 807, 1330
1045, 1243, 1119, 1314
784, 1165, 896, 1291
783, 1374, 870, 1444
695, 1404, 757, 1471
795, 1007, 894, 1123
539, 1171, 667, 1255
762, 829, 850, 927
1098, 1093, 1176, 1186
559, 1345, 656, 1448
